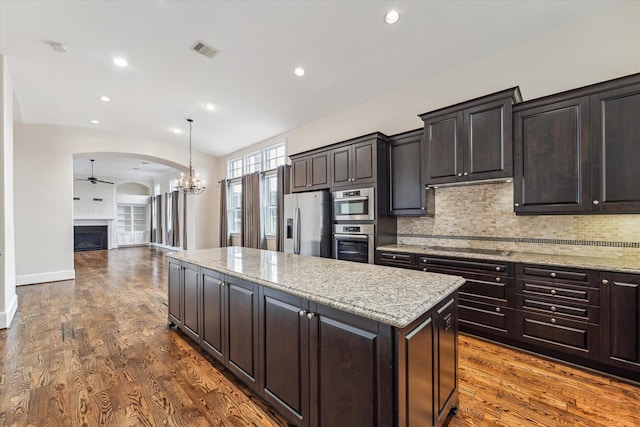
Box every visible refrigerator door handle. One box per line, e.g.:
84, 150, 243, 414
294, 207, 301, 254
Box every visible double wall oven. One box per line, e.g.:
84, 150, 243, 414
332, 187, 375, 264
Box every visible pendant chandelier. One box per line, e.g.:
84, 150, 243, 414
177, 118, 206, 195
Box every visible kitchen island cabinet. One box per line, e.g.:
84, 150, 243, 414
167, 247, 464, 427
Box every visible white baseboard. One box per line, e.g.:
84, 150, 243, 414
0, 294, 18, 329
151, 243, 183, 251
16, 269, 75, 286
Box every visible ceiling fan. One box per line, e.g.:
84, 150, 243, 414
77, 159, 114, 185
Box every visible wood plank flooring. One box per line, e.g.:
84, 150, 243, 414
1, 247, 638, 426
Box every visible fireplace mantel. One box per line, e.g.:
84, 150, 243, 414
74, 218, 114, 249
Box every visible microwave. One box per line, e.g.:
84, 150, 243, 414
332, 187, 375, 221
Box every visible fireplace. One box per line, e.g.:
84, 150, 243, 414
74, 226, 108, 252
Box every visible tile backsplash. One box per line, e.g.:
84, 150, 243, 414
397, 182, 640, 260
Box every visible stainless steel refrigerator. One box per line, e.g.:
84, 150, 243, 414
283, 191, 331, 257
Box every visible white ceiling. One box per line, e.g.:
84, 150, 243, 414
0, 0, 626, 165
73, 154, 175, 182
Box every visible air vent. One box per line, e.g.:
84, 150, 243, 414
192, 41, 219, 59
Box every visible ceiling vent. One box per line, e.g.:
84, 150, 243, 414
192, 41, 219, 59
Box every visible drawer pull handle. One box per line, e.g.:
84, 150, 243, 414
551, 306, 557, 312
495, 307, 501, 312
550, 272, 557, 278
551, 318, 557, 324
496, 277, 501, 282
602, 279, 609, 285
550, 289, 557, 295
496, 267, 501, 271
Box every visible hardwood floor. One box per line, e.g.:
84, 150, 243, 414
1, 247, 638, 426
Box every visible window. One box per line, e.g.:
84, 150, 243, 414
245, 152, 262, 174
264, 174, 278, 236
229, 181, 242, 234
228, 158, 243, 179
264, 143, 285, 170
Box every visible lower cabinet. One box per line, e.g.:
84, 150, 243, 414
167, 259, 199, 340
201, 268, 226, 363
226, 275, 259, 389
167, 259, 182, 327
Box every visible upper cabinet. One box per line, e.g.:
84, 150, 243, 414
291, 150, 329, 192
513, 73, 640, 215
388, 129, 429, 216
419, 88, 522, 186
330, 137, 378, 187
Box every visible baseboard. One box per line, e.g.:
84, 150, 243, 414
0, 294, 18, 329
16, 269, 75, 286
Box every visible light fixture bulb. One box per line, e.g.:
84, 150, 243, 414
99, 96, 111, 102
113, 57, 128, 67
205, 103, 216, 111
172, 128, 182, 134
384, 10, 400, 24
294, 67, 305, 77
90, 119, 100, 124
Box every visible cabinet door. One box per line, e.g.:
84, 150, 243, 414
353, 140, 376, 185
465, 98, 512, 181
182, 262, 200, 341
388, 131, 426, 215
260, 288, 309, 426
226, 276, 259, 388
202, 269, 226, 363
434, 297, 458, 426
423, 111, 464, 185
600, 272, 640, 373
309, 303, 393, 427
292, 156, 310, 192
309, 152, 329, 189
331, 145, 352, 186
513, 97, 591, 214
167, 259, 182, 325
591, 84, 640, 213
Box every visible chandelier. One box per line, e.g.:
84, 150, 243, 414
177, 118, 206, 195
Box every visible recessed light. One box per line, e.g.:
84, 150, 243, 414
205, 103, 216, 111
90, 119, 100, 124
113, 57, 128, 67
99, 96, 111, 102
294, 67, 305, 77
171, 128, 182, 134
384, 10, 400, 24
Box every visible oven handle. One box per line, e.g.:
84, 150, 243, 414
334, 196, 369, 202
334, 234, 370, 240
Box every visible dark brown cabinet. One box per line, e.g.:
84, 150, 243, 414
388, 129, 429, 216
514, 73, 640, 215
420, 88, 521, 185
291, 151, 329, 192
167, 258, 182, 327
201, 268, 226, 363
167, 259, 199, 342
330, 138, 377, 187
600, 272, 640, 373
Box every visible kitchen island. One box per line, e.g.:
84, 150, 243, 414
166, 246, 465, 427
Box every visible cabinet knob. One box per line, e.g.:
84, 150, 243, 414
602, 279, 609, 285
218, 281, 223, 285
496, 277, 501, 282
298, 310, 307, 317
514, 203, 520, 207
551, 318, 557, 324
421, 207, 425, 210
423, 268, 427, 272
496, 267, 501, 271
592, 200, 599, 205
495, 307, 501, 312
550, 289, 557, 295
457, 173, 463, 177
463, 172, 469, 176
550, 272, 556, 278
392, 255, 396, 259
551, 306, 557, 312
307, 312, 316, 319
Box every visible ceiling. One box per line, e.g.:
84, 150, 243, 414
73, 154, 175, 182
1, 0, 626, 165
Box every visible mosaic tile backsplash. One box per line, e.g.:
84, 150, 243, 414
397, 182, 640, 260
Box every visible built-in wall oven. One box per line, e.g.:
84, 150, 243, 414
333, 224, 374, 264
332, 187, 375, 222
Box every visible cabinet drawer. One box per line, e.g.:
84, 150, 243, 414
377, 251, 415, 267
517, 279, 599, 306
459, 299, 514, 338
459, 274, 513, 305
420, 256, 510, 275
519, 265, 596, 285
516, 311, 598, 359
517, 295, 598, 324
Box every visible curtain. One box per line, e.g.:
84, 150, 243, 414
219, 180, 229, 247
165, 192, 171, 245
276, 165, 291, 251
150, 196, 156, 243
242, 172, 263, 249
156, 194, 163, 244
182, 192, 188, 250
172, 190, 180, 248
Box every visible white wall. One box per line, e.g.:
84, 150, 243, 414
73, 178, 117, 219
219, 2, 640, 177
0, 55, 18, 328
13, 124, 219, 285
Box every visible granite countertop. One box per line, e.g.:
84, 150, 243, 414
377, 244, 640, 274
166, 247, 465, 329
